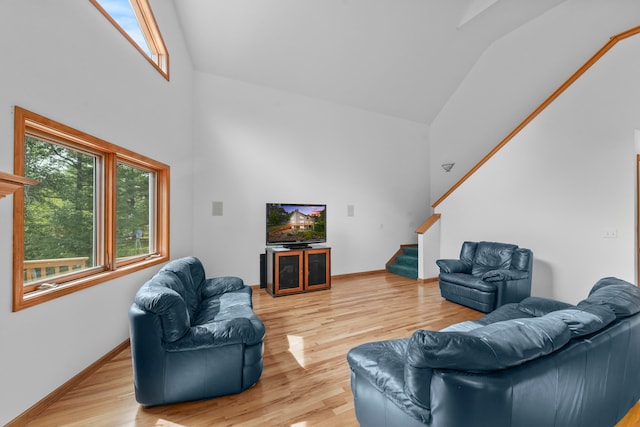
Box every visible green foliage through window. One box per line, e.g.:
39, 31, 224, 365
23, 137, 96, 282
116, 162, 154, 259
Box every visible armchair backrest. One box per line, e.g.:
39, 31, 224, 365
459, 241, 478, 265
460, 241, 529, 277
511, 248, 533, 272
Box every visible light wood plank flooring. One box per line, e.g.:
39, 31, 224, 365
19, 272, 640, 426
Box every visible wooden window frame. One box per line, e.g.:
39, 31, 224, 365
12, 106, 170, 311
89, 0, 170, 80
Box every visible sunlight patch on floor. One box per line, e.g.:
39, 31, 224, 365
155, 419, 185, 427
288, 334, 306, 368
291, 422, 308, 427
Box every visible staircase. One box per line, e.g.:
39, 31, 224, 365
386, 245, 418, 279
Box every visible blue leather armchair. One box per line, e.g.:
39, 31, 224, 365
437, 241, 533, 312
128, 257, 265, 406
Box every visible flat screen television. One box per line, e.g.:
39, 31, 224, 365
266, 203, 326, 248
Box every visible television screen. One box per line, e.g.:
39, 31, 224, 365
266, 203, 326, 247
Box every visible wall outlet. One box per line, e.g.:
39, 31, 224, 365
603, 228, 618, 238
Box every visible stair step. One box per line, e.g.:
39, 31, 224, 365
386, 245, 419, 280
396, 254, 418, 266
402, 246, 418, 257
387, 263, 418, 280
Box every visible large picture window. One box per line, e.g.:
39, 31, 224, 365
13, 107, 170, 311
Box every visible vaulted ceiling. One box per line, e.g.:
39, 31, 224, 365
173, 0, 567, 124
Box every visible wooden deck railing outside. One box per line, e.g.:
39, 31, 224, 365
24, 257, 89, 282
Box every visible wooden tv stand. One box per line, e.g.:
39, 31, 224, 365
265, 246, 331, 296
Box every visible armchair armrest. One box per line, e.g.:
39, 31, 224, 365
201, 276, 245, 298
481, 269, 528, 282
436, 259, 471, 274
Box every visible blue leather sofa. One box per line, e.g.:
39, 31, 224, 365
348, 277, 640, 427
437, 241, 533, 312
128, 256, 265, 406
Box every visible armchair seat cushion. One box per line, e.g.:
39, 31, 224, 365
439, 273, 497, 292
439, 280, 496, 313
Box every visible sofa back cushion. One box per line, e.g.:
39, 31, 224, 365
134, 271, 191, 342
471, 242, 517, 276
405, 316, 570, 372
578, 277, 640, 318
159, 256, 206, 320
517, 296, 575, 317
544, 306, 616, 338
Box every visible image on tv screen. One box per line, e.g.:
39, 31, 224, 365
266, 204, 326, 245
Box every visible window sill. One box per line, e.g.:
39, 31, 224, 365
15, 255, 168, 311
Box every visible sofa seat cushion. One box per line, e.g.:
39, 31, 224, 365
439, 273, 496, 292
166, 316, 265, 351
347, 339, 431, 424
579, 277, 640, 318
407, 316, 571, 372
184, 287, 266, 348
195, 288, 253, 324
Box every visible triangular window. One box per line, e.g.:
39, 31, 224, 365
91, 0, 169, 79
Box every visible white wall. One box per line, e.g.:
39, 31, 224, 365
436, 34, 640, 304
192, 73, 430, 284
0, 1, 194, 424
430, 0, 640, 202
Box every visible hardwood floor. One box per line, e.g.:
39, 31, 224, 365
18, 272, 640, 426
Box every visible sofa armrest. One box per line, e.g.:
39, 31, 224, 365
404, 332, 434, 410
201, 276, 245, 298
436, 259, 471, 274
165, 317, 266, 352
481, 269, 528, 282
134, 283, 190, 343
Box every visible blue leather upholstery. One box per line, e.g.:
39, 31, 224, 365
347, 277, 640, 427
437, 241, 533, 312
129, 256, 265, 406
